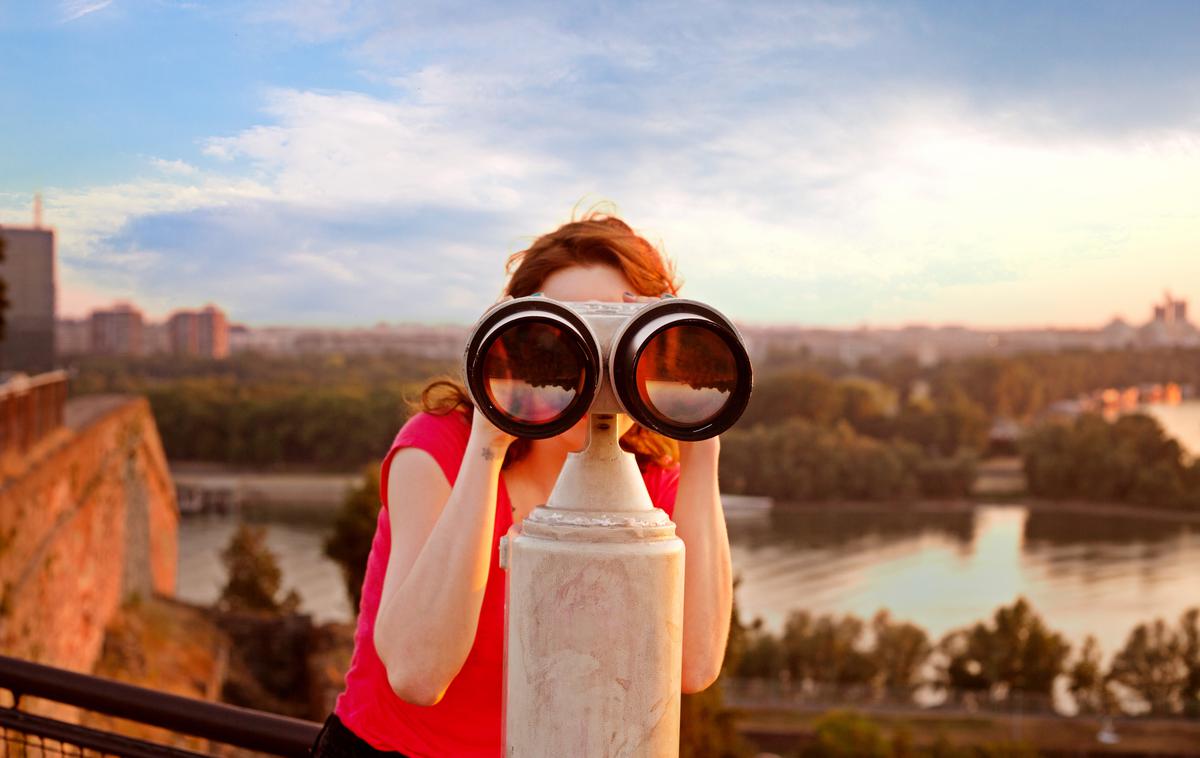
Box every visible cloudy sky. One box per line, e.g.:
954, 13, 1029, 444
2, 1, 1198, 328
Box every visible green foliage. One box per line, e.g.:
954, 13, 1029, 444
806, 711, 891, 758
1022, 413, 1200, 510
218, 523, 301, 614
720, 418, 976, 502
925, 348, 1200, 420
1067, 635, 1114, 715
783, 611, 876, 687
732, 609, 930, 704
1108, 611, 1197, 715
870, 610, 933, 697
70, 353, 451, 469
324, 465, 382, 612
937, 597, 1070, 699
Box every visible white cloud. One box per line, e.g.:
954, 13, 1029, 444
60, 0, 113, 23
19, 2, 1200, 327
150, 158, 198, 176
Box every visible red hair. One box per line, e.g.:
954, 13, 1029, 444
414, 211, 682, 469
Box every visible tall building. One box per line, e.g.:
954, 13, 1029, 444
168, 305, 229, 358
90, 302, 145, 355
0, 225, 56, 373
56, 318, 90, 356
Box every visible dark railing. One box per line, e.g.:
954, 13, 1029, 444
0, 654, 322, 757
0, 370, 68, 458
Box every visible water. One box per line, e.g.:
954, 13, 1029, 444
176, 515, 354, 624
1141, 400, 1200, 456
730, 504, 1200, 660
177, 503, 1200, 659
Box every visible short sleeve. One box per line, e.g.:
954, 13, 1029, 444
379, 411, 472, 510
643, 462, 681, 519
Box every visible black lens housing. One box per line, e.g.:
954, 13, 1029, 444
464, 299, 601, 439
610, 299, 753, 441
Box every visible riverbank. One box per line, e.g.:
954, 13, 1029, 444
737, 704, 1200, 757
170, 462, 363, 521
772, 497, 1200, 524
170, 459, 1200, 526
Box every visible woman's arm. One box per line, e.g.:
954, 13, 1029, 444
373, 417, 514, 706
673, 435, 733, 693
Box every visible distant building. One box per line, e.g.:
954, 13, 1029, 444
56, 318, 90, 356
144, 322, 170, 354
168, 305, 229, 358
0, 225, 56, 373
1139, 292, 1198, 347
90, 302, 145, 355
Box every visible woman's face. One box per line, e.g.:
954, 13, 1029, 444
535, 264, 638, 452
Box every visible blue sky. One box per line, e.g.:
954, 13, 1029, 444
2, 1, 1199, 327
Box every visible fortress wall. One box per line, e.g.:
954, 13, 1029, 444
0, 395, 177, 672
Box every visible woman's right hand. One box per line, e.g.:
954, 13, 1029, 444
466, 292, 519, 459
466, 410, 517, 462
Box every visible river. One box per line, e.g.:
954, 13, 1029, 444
176, 501, 1200, 661
1141, 400, 1200, 457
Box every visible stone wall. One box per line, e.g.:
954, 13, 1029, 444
0, 395, 177, 672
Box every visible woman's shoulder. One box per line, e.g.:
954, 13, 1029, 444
384, 409, 473, 488
395, 408, 472, 445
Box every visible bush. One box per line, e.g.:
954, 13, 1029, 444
218, 523, 300, 614
324, 465, 383, 612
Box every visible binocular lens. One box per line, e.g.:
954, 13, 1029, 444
635, 324, 737, 426
481, 320, 590, 425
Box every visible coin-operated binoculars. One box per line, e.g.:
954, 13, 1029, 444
463, 294, 753, 757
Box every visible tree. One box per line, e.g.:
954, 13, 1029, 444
1109, 616, 1188, 715
806, 711, 891, 758
869, 610, 932, 700
324, 465, 382, 612
938, 597, 1070, 701
1181, 608, 1200, 717
780, 610, 876, 692
218, 523, 301, 614
1067, 635, 1114, 715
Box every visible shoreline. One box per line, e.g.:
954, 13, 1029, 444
169, 460, 1200, 525
771, 497, 1200, 524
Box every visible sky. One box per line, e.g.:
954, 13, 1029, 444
1, 1, 1198, 328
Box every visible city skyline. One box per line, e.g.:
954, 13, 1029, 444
2, 2, 1200, 328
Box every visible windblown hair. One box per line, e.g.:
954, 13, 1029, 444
411, 211, 682, 470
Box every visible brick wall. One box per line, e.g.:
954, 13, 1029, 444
0, 396, 177, 672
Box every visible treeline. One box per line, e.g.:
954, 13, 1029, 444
70, 353, 455, 468
732, 597, 1200, 718
1022, 412, 1200, 511
721, 370, 987, 501
765, 346, 1200, 421
719, 419, 977, 501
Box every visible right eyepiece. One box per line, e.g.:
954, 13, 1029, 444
610, 299, 753, 441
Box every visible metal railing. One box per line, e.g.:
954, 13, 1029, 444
0, 371, 68, 457
0, 655, 321, 757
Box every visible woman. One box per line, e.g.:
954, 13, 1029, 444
313, 213, 734, 757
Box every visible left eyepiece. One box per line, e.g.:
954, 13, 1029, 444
464, 297, 601, 439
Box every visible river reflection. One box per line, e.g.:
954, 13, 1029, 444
730, 504, 1200, 659
177, 503, 1200, 658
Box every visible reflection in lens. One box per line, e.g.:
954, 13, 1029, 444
635, 324, 736, 425
482, 321, 587, 424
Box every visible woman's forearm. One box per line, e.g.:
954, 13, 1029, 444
374, 441, 506, 705
673, 439, 733, 693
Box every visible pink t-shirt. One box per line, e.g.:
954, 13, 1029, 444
333, 410, 681, 757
